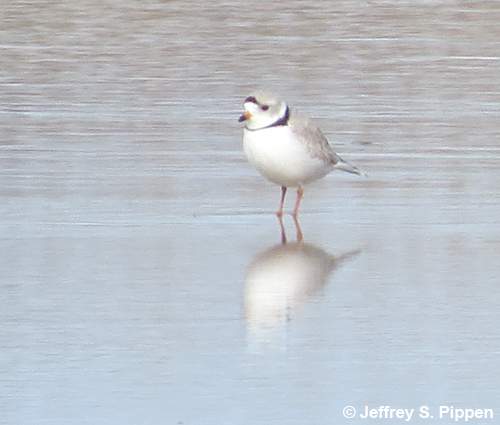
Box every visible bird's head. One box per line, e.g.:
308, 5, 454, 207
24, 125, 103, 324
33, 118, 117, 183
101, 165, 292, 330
239, 92, 288, 130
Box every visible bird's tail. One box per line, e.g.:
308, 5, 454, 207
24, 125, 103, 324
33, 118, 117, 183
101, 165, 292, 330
334, 156, 366, 177
327, 248, 363, 274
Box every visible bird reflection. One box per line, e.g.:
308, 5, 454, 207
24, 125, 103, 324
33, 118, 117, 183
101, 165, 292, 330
245, 216, 360, 336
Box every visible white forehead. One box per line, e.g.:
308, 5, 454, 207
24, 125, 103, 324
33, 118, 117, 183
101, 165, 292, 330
243, 102, 260, 112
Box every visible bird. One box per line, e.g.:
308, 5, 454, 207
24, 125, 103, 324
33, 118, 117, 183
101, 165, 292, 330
244, 232, 361, 332
239, 92, 363, 217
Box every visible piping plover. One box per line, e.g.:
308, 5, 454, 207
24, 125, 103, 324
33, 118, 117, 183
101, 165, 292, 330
239, 92, 363, 216
245, 231, 361, 331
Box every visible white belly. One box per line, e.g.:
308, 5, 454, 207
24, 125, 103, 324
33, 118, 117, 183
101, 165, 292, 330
243, 127, 332, 187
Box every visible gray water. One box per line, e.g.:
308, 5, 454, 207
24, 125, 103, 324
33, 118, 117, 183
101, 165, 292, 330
1, 1, 500, 424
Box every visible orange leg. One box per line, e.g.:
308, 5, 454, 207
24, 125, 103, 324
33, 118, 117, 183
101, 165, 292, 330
292, 186, 304, 218
276, 186, 287, 217
277, 214, 287, 244
292, 214, 303, 243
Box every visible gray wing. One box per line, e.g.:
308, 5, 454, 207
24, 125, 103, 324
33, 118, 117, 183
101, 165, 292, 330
289, 110, 341, 165
290, 110, 364, 176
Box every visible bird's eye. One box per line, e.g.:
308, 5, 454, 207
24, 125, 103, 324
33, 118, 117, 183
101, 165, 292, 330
261, 105, 269, 111
244, 96, 257, 104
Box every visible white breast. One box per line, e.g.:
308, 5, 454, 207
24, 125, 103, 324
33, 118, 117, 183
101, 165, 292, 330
243, 126, 332, 187
244, 242, 334, 331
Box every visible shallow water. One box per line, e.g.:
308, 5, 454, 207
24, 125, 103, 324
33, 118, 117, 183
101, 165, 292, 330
1, 1, 500, 424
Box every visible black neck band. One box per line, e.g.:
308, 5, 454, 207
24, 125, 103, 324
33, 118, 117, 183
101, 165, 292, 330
245, 106, 290, 132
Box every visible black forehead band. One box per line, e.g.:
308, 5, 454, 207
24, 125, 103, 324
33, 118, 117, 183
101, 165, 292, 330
244, 96, 258, 104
